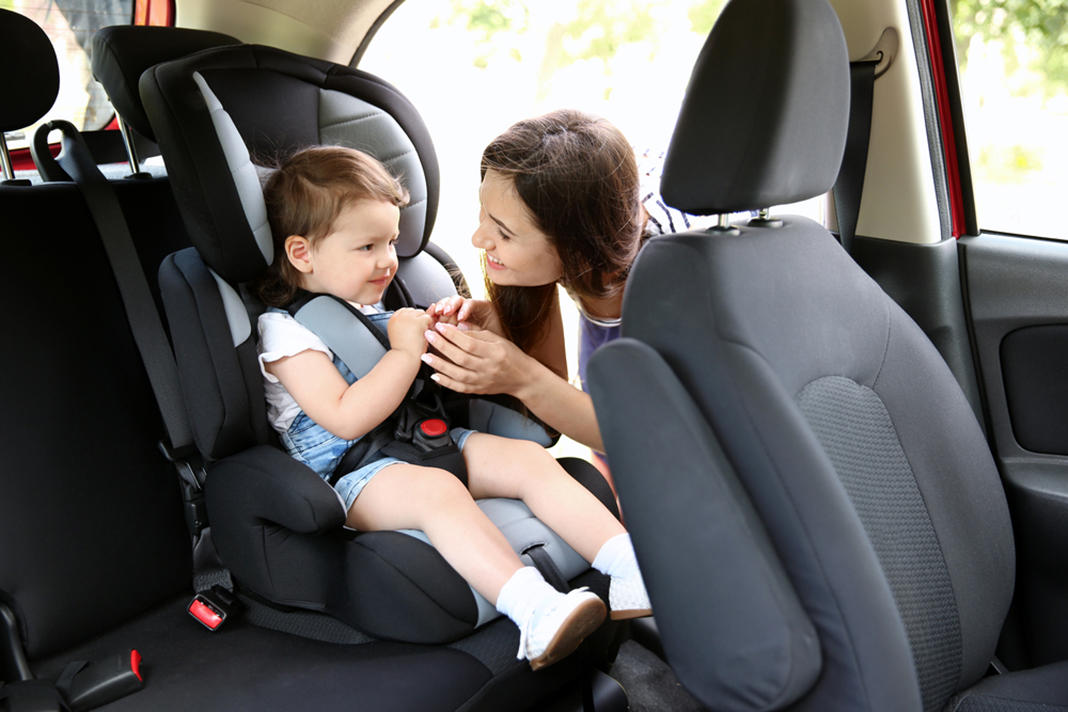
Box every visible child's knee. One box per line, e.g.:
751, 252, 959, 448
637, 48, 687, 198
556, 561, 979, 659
418, 467, 471, 503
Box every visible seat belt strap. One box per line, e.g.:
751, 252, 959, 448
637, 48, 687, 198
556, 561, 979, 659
832, 59, 877, 255
40, 121, 233, 598
43, 120, 194, 454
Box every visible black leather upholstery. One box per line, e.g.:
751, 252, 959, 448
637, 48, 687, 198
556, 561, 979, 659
587, 0, 1066, 709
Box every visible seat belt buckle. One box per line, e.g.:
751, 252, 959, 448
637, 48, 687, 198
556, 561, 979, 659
62, 649, 145, 710
188, 586, 241, 631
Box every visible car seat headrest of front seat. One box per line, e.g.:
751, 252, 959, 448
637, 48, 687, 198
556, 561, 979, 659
140, 44, 439, 284
661, 0, 850, 216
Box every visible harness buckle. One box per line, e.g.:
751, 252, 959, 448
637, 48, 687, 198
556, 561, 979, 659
413, 418, 451, 450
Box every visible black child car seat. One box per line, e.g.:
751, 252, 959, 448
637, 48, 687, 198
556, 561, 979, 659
100, 34, 619, 643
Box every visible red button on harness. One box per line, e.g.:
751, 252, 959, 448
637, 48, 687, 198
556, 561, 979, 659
419, 418, 448, 437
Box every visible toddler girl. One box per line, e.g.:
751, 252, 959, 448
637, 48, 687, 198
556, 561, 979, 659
250, 145, 650, 670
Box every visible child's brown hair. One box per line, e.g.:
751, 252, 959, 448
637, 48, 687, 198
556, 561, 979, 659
251, 146, 409, 307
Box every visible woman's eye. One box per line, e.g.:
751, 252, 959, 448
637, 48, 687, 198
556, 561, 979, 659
497, 228, 511, 241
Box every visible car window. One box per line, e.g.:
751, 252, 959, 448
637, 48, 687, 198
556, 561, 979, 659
952, 0, 1068, 240
4, 0, 134, 151
360, 0, 734, 290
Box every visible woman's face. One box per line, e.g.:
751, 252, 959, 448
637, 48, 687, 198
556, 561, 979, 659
472, 169, 564, 287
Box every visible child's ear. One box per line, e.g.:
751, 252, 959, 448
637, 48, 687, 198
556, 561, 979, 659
284, 235, 314, 274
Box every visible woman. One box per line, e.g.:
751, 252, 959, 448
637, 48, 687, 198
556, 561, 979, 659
423, 109, 700, 480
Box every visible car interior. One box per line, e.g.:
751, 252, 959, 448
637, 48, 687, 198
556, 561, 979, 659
3, 0, 1068, 709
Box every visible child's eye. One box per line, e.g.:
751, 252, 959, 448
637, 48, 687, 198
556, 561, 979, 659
357, 244, 374, 252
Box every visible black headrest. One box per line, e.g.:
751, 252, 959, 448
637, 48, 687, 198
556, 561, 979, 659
0, 10, 59, 132
91, 26, 241, 141
140, 44, 439, 284
662, 0, 850, 215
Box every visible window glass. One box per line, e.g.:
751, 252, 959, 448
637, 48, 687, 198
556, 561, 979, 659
953, 0, 1068, 240
3, 0, 134, 150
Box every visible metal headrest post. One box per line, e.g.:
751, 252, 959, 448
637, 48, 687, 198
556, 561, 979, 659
118, 118, 151, 179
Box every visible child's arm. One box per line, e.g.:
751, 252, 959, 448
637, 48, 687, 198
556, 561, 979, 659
265, 308, 432, 441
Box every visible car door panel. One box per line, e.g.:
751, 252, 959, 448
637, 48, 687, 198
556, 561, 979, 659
960, 231, 1068, 667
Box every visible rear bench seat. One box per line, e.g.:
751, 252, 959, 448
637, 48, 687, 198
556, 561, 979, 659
0, 174, 603, 711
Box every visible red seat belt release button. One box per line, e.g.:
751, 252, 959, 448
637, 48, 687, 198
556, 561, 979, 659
188, 586, 240, 631
189, 599, 223, 630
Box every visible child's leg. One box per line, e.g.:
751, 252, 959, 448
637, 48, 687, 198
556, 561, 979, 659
346, 462, 608, 665
463, 434, 626, 563
346, 462, 522, 602
463, 434, 652, 620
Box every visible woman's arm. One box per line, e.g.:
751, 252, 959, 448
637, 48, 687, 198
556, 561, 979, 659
422, 311, 605, 452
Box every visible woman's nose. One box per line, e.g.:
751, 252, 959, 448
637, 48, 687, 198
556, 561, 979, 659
471, 221, 492, 249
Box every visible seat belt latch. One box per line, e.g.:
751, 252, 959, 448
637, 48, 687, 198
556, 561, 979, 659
188, 586, 241, 631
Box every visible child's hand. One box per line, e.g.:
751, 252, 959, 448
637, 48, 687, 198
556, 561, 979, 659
388, 308, 433, 359
429, 296, 494, 331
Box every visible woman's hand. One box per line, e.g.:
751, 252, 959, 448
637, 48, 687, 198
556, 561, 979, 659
421, 322, 529, 397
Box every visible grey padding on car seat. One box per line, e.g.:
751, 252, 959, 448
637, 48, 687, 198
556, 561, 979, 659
191, 73, 274, 266
589, 338, 821, 710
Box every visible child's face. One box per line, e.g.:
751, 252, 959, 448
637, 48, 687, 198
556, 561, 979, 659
472, 169, 564, 288
292, 199, 401, 305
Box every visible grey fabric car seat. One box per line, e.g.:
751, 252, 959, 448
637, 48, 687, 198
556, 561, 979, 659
588, 0, 1068, 709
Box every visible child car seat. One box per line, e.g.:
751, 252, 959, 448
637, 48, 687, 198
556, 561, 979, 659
100, 34, 618, 644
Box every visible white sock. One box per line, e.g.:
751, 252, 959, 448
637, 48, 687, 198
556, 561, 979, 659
591, 533, 638, 579
495, 566, 558, 625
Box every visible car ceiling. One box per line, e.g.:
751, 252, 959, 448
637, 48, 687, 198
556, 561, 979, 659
175, 0, 396, 65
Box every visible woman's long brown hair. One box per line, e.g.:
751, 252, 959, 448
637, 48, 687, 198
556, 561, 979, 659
481, 109, 644, 353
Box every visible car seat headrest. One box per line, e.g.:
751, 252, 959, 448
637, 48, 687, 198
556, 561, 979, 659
90, 26, 241, 142
0, 10, 59, 133
661, 0, 850, 215
140, 44, 439, 284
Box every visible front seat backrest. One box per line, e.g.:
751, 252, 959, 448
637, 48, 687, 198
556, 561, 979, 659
588, 0, 1015, 709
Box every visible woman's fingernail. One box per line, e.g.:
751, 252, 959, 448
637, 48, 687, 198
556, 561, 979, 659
424, 330, 437, 343
435, 322, 449, 333
421, 353, 433, 365
457, 322, 470, 331
430, 373, 441, 383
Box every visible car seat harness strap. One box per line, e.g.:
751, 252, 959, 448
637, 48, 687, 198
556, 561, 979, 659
286, 291, 468, 485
